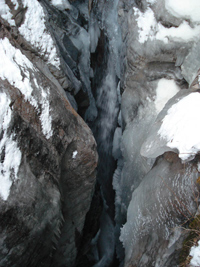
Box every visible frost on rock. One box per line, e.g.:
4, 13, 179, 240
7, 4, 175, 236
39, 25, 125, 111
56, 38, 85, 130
190, 240, 200, 266
141, 91, 200, 162
0, 93, 22, 201
0, 0, 16, 26
19, 0, 60, 68
0, 37, 53, 139
133, 6, 200, 44
120, 160, 198, 266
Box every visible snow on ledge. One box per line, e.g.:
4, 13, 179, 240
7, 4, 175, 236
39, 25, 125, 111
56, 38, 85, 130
51, 0, 71, 11
133, 6, 200, 44
0, 92, 22, 201
165, 0, 200, 23
158, 92, 200, 161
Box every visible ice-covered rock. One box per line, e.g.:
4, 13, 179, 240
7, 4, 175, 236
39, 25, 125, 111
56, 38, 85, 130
117, 0, 200, 265
120, 153, 199, 266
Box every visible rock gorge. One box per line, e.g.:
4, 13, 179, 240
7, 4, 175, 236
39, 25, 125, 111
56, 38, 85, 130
1, 0, 200, 266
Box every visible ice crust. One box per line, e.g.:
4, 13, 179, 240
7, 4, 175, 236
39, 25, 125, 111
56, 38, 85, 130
0, 93, 22, 201
120, 162, 198, 264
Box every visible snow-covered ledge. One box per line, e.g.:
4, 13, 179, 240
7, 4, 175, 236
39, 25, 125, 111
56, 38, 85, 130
141, 90, 200, 162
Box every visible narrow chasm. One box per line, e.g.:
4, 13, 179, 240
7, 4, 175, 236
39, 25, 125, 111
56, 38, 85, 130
75, 1, 123, 266
2, 0, 200, 267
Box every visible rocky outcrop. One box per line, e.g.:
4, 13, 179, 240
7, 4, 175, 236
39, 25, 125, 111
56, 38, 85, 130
117, 0, 200, 266
0, 1, 97, 266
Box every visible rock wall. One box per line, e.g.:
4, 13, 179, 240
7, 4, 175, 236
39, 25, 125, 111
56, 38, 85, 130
117, 0, 200, 266
0, 1, 97, 266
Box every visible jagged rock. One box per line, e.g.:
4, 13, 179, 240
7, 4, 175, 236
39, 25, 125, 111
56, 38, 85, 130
0, 2, 97, 267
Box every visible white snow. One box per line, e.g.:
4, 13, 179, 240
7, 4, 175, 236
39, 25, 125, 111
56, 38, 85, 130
0, 37, 53, 139
40, 89, 53, 139
133, 7, 157, 43
147, 0, 156, 4
156, 21, 200, 44
190, 240, 200, 266
0, 93, 22, 201
133, 7, 200, 44
0, 0, 16, 26
11, 0, 19, 9
0, 37, 37, 107
165, 0, 200, 23
19, 0, 60, 68
158, 92, 200, 161
72, 151, 78, 159
51, 0, 71, 10
154, 79, 180, 113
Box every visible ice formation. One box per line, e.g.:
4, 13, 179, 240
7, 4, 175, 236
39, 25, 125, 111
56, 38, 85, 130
0, 93, 22, 201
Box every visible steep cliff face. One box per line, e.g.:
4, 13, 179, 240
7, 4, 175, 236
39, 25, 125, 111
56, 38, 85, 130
1, 0, 200, 266
117, 0, 200, 266
0, 1, 97, 266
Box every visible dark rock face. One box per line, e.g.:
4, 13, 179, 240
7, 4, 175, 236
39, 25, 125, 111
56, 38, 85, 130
0, 1, 98, 266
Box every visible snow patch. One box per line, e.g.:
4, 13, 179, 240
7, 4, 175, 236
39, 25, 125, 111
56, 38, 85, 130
72, 151, 78, 159
133, 7, 200, 44
0, 93, 22, 201
0, 37, 37, 107
190, 240, 200, 266
158, 92, 200, 161
0, 38, 53, 139
154, 79, 180, 113
19, 0, 60, 68
0, 0, 16, 26
165, 0, 200, 23
51, 0, 71, 10
11, 0, 19, 9
40, 89, 53, 139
